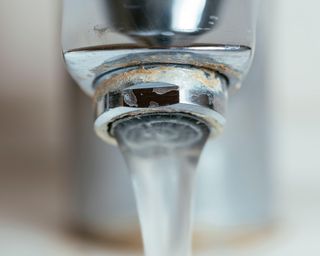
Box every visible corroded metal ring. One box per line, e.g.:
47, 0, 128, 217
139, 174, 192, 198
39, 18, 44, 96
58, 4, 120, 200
93, 65, 228, 144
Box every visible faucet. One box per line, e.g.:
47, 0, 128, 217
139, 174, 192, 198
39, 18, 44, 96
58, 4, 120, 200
63, 0, 272, 249
62, 0, 259, 142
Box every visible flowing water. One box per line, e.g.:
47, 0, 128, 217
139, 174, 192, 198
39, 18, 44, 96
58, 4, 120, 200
112, 113, 210, 256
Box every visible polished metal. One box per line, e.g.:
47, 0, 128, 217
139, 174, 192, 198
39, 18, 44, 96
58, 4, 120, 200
93, 65, 228, 144
62, 0, 257, 51
103, 0, 222, 46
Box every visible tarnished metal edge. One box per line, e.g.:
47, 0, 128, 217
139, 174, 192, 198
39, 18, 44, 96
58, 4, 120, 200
64, 45, 252, 95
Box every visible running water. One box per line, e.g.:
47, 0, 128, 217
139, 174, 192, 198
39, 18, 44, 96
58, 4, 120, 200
112, 113, 210, 256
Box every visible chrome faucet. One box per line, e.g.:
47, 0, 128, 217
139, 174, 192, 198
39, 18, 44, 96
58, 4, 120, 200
63, 0, 272, 247
62, 0, 259, 142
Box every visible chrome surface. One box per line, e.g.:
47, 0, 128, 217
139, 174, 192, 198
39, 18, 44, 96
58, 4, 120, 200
62, 0, 257, 50
103, 0, 222, 47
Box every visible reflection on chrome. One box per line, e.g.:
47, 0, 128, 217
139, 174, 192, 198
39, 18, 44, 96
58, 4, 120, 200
100, 0, 222, 46
171, 0, 207, 33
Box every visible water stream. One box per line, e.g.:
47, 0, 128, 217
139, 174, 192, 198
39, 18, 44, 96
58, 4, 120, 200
112, 113, 210, 256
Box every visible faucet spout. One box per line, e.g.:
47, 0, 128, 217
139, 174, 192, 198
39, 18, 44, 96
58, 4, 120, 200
94, 65, 228, 144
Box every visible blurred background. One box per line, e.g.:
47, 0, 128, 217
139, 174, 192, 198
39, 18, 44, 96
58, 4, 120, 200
0, 0, 320, 255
